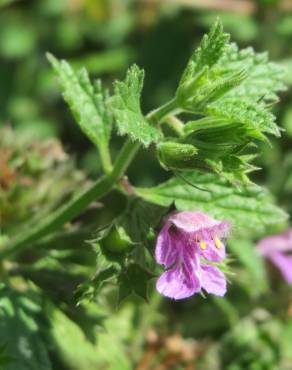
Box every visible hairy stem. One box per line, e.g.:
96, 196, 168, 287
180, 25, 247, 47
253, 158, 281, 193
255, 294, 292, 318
162, 115, 184, 137
0, 140, 139, 260
99, 142, 113, 174
147, 98, 179, 124
0, 99, 174, 260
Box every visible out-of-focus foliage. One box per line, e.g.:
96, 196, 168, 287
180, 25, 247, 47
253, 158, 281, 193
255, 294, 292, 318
0, 127, 85, 232
198, 313, 292, 370
1, 0, 292, 370
0, 285, 51, 370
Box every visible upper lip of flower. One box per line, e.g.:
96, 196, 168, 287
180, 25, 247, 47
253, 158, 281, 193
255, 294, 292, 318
167, 211, 231, 239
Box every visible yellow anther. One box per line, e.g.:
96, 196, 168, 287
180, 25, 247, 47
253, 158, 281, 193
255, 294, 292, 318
214, 237, 222, 249
199, 241, 207, 250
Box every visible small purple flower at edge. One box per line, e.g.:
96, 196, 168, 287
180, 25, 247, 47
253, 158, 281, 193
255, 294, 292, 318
155, 211, 231, 300
256, 229, 292, 284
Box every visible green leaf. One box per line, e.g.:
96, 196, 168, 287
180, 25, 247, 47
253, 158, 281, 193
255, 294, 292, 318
208, 98, 280, 138
118, 263, 155, 303
171, 20, 285, 185
76, 200, 163, 304
48, 303, 132, 370
204, 155, 258, 187
217, 43, 286, 103
120, 198, 166, 270
121, 198, 166, 246
0, 286, 51, 370
180, 18, 229, 84
75, 198, 165, 304
75, 249, 120, 303
85, 198, 166, 303
135, 171, 288, 236
47, 53, 112, 151
75, 266, 118, 304
176, 20, 285, 133
111, 64, 162, 147
176, 20, 247, 112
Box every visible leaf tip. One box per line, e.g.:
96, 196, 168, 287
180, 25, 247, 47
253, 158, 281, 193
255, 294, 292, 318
46, 52, 57, 67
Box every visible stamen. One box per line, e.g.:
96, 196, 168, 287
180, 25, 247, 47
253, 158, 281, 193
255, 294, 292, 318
214, 237, 222, 249
199, 241, 207, 250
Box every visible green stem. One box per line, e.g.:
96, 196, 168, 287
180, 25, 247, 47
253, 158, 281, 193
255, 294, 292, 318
0, 140, 139, 260
111, 139, 140, 179
147, 98, 179, 124
162, 115, 184, 137
99, 142, 113, 174
0, 97, 174, 260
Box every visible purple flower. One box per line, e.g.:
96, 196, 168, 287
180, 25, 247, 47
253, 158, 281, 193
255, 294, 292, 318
155, 211, 231, 300
256, 229, 292, 284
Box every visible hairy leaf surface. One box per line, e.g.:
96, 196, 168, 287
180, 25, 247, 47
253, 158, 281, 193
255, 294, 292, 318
218, 44, 286, 102
48, 54, 112, 150
111, 64, 161, 147
135, 171, 288, 236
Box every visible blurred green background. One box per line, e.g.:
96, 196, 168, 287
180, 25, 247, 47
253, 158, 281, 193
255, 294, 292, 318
1, 0, 292, 369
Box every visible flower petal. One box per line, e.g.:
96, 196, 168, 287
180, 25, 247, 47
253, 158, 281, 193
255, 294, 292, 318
155, 223, 179, 268
200, 265, 227, 296
257, 229, 292, 256
199, 239, 226, 262
156, 267, 200, 300
268, 252, 292, 284
156, 253, 201, 300
155, 211, 230, 300
169, 211, 218, 233
168, 211, 230, 241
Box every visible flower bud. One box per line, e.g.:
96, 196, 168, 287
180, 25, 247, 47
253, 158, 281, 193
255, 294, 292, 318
158, 142, 198, 170
176, 67, 246, 113
100, 225, 133, 254
176, 66, 208, 111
